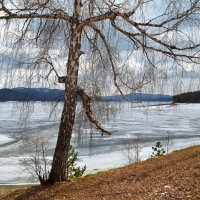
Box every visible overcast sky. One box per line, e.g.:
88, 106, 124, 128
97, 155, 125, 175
0, 0, 200, 95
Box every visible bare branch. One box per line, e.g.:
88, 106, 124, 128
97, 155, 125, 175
0, 1, 71, 22
77, 86, 112, 136
126, 0, 145, 17
111, 20, 200, 62
0, 12, 71, 21
89, 24, 147, 102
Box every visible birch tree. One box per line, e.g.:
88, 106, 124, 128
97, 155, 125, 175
0, 0, 200, 184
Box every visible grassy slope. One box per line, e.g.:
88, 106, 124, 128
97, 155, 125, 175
0, 185, 31, 197
1, 146, 200, 200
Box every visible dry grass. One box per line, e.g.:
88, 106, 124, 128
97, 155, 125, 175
1, 146, 200, 200
0, 185, 31, 197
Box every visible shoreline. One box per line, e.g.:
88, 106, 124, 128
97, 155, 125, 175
1, 145, 199, 200
0, 142, 199, 185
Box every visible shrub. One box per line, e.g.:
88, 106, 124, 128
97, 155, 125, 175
151, 141, 166, 157
67, 145, 86, 178
122, 133, 144, 163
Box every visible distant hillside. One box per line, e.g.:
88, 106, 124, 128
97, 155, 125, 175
0, 88, 173, 102
99, 93, 172, 102
0, 88, 64, 101
173, 91, 200, 103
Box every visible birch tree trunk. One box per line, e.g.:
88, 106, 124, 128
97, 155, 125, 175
48, 0, 82, 184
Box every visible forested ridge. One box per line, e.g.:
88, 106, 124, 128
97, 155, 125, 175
173, 91, 200, 103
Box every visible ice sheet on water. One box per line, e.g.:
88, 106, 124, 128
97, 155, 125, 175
0, 102, 200, 184
0, 134, 14, 145
0, 157, 31, 184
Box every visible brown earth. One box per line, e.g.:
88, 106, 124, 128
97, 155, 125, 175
1, 146, 200, 200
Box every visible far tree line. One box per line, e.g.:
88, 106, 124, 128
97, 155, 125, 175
173, 91, 200, 103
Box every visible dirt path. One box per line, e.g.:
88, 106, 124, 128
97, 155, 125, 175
1, 146, 200, 200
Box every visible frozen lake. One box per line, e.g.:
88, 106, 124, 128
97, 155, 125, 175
0, 102, 200, 184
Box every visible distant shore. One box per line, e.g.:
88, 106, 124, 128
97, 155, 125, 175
1, 145, 200, 199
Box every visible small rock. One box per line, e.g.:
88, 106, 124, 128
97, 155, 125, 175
160, 192, 168, 196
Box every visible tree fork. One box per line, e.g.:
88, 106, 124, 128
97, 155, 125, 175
58, 76, 112, 135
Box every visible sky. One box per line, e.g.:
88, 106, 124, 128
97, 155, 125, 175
0, 0, 200, 95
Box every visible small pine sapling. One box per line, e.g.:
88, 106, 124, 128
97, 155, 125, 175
66, 145, 86, 179
151, 141, 166, 157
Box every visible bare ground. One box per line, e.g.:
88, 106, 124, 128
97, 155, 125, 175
1, 145, 200, 200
